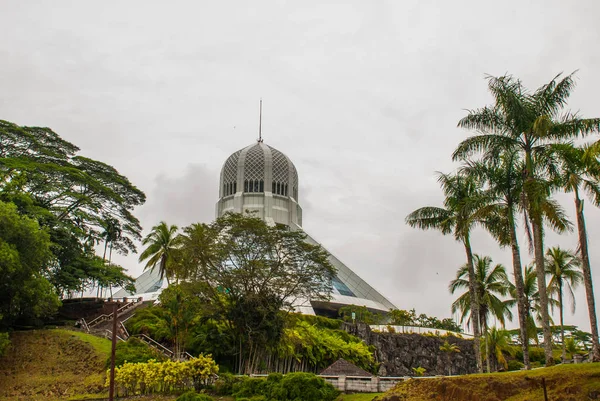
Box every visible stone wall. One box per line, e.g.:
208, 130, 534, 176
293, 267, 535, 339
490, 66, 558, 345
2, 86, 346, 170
343, 323, 477, 376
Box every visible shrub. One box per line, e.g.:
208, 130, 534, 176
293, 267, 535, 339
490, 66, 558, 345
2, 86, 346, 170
176, 391, 213, 401
507, 360, 524, 371
233, 377, 267, 398
270, 372, 338, 401
214, 372, 245, 395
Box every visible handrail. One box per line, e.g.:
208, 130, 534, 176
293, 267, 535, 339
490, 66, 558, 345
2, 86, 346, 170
79, 318, 90, 333
87, 300, 140, 327
119, 321, 129, 339
105, 329, 125, 342
133, 334, 174, 357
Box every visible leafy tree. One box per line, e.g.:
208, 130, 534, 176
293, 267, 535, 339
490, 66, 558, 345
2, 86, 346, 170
454, 72, 598, 364
439, 341, 460, 375
450, 254, 512, 372
564, 337, 582, 359
406, 172, 486, 372
460, 150, 532, 368
175, 213, 335, 373
550, 142, 600, 361
0, 200, 60, 327
0, 119, 146, 256
139, 222, 182, 285
545, 247, 583, 361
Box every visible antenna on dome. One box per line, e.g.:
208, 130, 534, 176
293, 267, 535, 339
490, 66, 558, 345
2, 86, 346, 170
258, 99, 263, 143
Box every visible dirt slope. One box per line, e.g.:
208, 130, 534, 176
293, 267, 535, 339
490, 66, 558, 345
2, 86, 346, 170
0, 330, 109, 401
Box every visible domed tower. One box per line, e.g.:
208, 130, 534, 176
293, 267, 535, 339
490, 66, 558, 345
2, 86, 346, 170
216, 141, 302, 227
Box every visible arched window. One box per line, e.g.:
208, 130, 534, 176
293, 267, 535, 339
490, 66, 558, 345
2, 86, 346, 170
259, 180, 264, 192
244, 180, 249, 192
284, 184, 288, 196
276, 182, 281, 195
272, 182, 276, 193
233, 182, 237, 194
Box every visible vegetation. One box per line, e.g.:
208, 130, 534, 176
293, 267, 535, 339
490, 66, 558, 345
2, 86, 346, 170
545, 246, 583, 361
0, 119, 143, 329
377, 363, 600, 401
388, 308, 463, 332
439, 341, 460, 375
109, 356, 219, 396
408, 72, 600, 369
406, 172, 486, 372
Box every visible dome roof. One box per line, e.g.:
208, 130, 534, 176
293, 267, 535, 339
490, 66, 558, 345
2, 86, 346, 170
219, 141, 299, 199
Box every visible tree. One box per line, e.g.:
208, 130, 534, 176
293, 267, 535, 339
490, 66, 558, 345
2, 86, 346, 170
482, 327, 513, 372
439, 341, 460, 375
449, 254, 512, 372
0, 119, 146, 256
564, 337, 582, 359
0, 200, 60, 328
139, 222, 182, 285
545, 247, 583, 361
176, 213, 335, 373
550, 142, 600, 361
454, 72, 598, 364
406, 172, 485, 372
461, 151, 532, 368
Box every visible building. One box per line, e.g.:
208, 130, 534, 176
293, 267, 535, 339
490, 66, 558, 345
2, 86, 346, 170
118, 140, 396, 316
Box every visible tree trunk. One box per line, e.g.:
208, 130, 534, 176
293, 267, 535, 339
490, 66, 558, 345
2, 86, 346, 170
484, 319, 491, 373
574, 193, 600, 361
531, 216, 554, 365
559, 281, 565, 362
508, 209, 531, 369
464, 236, 483, 373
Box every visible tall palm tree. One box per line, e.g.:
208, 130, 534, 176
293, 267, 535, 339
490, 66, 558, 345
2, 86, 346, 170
461, 150, 531, 368
449, 254, 512, 372
406, 172, 485, 372
139, 222, 182, 285
550, 143, 600, 361
545, 247, 583, 361
453, 72, 598, 364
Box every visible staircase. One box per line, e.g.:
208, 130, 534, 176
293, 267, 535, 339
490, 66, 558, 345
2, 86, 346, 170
79, 299, 194, 361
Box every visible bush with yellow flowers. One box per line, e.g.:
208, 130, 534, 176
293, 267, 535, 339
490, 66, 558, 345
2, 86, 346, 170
106, 354, 219, 396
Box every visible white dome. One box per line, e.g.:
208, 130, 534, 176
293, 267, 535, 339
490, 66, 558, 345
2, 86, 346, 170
219, 142, 299, 201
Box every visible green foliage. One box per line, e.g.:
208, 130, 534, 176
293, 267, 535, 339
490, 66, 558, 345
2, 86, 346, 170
0, 332, 10, 356
176, 391, 213, 401
110, 337, 167, 368
0, 200, 60, 327
412, 367, 426, 376
214, 372, 246, 395
564, 337, 582, 358
108, 355, 219, 396
278, 321, 376, 373
507, 360, 524, 371
388, 308, 463, 333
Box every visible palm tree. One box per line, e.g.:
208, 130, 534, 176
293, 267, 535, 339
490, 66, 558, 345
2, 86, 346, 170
545, 247, 583, 362
453, 72, 598, 364
550, 143, 600, 361
439, 341, 460, 375
461, 151, 531, 369
450, 254, 512, 372
406, 172, 485, 372
139, 222, 182, 285
482, 327, 513, 372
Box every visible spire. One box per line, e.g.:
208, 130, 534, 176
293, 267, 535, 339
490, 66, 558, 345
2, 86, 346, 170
258, 99, 263, 143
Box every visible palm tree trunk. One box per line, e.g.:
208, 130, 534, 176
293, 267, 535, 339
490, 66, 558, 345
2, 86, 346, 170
508, 209, 531, 369
574, 193, 600, 361
484, 319, 491, 373
559, 282, 565, 362
531, 216, 554, 365
464, 235, 483, 373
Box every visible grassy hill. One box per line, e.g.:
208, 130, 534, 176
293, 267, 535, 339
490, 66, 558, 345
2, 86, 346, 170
377, 363, 600, 401
0, 329, 110, 401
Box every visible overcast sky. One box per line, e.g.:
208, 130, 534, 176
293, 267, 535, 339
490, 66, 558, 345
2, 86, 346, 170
2, 0, 600, 332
